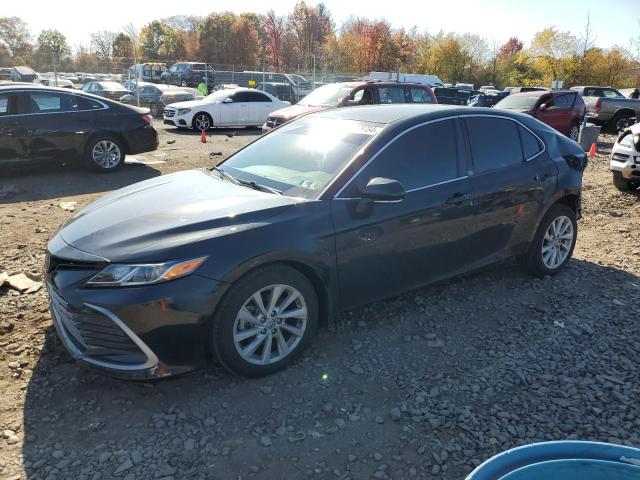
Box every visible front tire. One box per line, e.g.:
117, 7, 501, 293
613, 171, 639, 191
518, 204, 577, 277
193, 112, 212, 131
86, 135, 125, 172
211, 265, 319, 377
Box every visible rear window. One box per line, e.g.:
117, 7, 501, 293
518, 125, 543, 159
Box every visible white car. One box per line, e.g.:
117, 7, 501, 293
163, 87, 290, 130
610, 122, 640, 191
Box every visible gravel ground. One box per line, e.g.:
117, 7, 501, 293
0, 124, 639, 480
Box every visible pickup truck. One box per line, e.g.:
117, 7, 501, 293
570, 86, 640, 132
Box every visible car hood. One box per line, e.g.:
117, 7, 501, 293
269, 104, 327, 121
166, 99, 208, 109
57, 170, 300, 262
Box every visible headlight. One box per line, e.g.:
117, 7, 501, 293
86, 257, 207, 287
618, 133, 634, 147
177, 108, 191, 115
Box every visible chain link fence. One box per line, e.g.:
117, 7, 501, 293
40, 58, 364, 104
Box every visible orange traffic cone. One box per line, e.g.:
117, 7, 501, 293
200, 129, 207, 143
588, 143, 596, 157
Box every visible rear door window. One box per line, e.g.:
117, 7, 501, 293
246, 91, 271, 102
408, 88, 433, 103
377, 87, 406, 104
465, 117, 523, 174
0, 93, 20, 115
553, 94, 573, 108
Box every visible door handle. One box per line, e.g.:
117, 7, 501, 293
445, 192, 472, 205
533, 173, 550, 182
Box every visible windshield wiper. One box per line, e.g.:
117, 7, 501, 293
209, 167, 282, 195
234, 178, 283, 195
210, 166, 239, 184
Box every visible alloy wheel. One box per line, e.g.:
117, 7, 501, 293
541, 215, 574, 269
194, 114, 210, 131
616, 117, 631, 132
569, 125, 579, 141
92, 140, 121, 169
233, 284, 308, 366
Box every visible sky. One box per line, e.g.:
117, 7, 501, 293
5, 0, 639, 51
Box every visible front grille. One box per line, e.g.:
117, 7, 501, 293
164, 109, 176, 118
612, 153, 630, 162
46, 254, 101, 274
48, 286, 147, 366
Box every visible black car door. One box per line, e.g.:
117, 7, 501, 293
331, 118, 476, 309
463, 115, 558, 262
24, 91, 99, 160
0, 91, 27, 162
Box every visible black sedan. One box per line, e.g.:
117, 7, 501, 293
0, 85, 158, 171
46, 105, 586, 379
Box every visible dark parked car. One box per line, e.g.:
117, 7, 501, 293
468, 91, 509, 107
0, 85, 158, 171
256, 82, 297, 104
495, 90, 586, 140
81, 81, 130, 101
433, 87, 481, 105
119, 82, 200, 116
46, 105, 585, 380
161, 62, 216, 88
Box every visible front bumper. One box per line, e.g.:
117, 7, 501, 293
45, 243, 228, 380
610, 146, 640, 180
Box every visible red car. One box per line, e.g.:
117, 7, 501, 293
262, 81, 437, 133
495, 90, 586, 141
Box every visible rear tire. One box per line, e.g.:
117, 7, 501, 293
613, 171, 639, 191
569, 122, 580, 141
518, 204, 577, 277
85, 135, 125, 172
608, 112, 633, 133
211, 265, 319, 377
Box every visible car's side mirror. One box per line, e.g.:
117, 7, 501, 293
223, 97, 233, 104
360, 177, 406, 202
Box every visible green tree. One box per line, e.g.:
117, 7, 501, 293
0, 17, 32, 58
35, 29, 70, 70
139, 20, 184, 61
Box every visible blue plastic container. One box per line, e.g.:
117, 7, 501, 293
466, 441, 640, 480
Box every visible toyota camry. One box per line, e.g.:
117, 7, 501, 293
46, 105, 586, 379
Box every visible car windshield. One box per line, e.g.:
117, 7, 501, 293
220, 117, 383, 199
496, 95, 540, 110
100, 82, 127, 90
298, 84, 356, 107
204, 90, 234, 102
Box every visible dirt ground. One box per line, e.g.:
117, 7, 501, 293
0, 122, 639, 480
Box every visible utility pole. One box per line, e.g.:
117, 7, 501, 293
123, 24, 140, 107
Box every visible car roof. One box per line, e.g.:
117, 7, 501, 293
311, 104, 459, 124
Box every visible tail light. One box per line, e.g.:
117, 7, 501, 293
141, 114, 153, 124
594, 98, 601, 112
